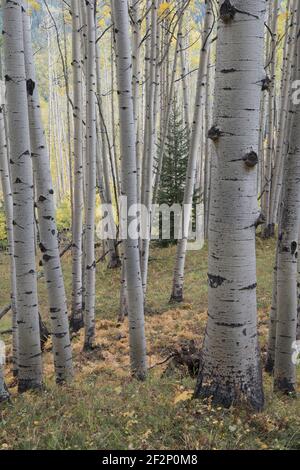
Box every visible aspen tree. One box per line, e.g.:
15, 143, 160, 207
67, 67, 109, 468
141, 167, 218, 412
0, 103, 18, 377
22, 5, 73, 383
171, 0, 213, 302
3, 0, 43, 392
195, 0, 265, 410
70, 0, 84, 332
84, 0, 97, 350
112, 0, 147, 379
273, 17, 300, 393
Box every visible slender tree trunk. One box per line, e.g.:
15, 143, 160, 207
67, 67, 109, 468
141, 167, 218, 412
0, 359, 9, 402
273, 27, 300, 393
112, 0, 147, 379
0, 104, 18, 378
70, 0, 84, 332
270, 0, 298, 228
3, 0, 43, 393
194, 0, 265, 411
261, 0, 279, 238
171, 1, 213, 302
22, 5, 73, 383
83, 0, 97, 350
141, 0, 158, 295
95, 42, 120, 269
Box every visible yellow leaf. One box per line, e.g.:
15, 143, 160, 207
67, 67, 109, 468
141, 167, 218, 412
158, 2, 173, 17
174, 390, 193, 404
123, 410, 135, 418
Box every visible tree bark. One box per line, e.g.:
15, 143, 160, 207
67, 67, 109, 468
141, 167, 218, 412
70, 0, 84, 333
0, 103, 18, 378
83, 0, 97, 351
274, 26, 300, 393
194, 0, 265, 411
22, 5, 73, 384
112, 0, 147, 379
3, 0, 43, 392
171, 1, 213, 302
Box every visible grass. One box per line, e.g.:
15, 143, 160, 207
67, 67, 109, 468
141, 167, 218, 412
0, 239, 299, 450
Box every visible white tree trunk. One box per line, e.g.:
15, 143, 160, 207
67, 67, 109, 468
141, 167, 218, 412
0, 360, 9, 402
141, 0, 158, 295
274, 35, 300, 393
171, 1, 213, 302
3, 0, 43, 392
22, 5, 73, 383
195, 0, 265, 410
112, 0, 147, 379
0, 98, 18, 378
84, 0, 97, 350
70, 0, 84, 332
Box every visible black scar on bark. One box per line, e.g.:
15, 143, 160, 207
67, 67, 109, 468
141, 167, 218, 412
194, 369, 264, 411
43, 254, 54, 263
262, 76, 271, 91
69, 313, 84, 334
220, 0, 236, 23
240, 283, 257, 291
291, 241, 297, 256
18, 379, 43, 394
255, 212, 266, 228
26, 79, 36, 96
170, 286, 184, 303
208, 125, 222, 142
208, 273, 226, 288
243, 151, 258, 168
39, 242, 47, 253
274, 377, 296, 395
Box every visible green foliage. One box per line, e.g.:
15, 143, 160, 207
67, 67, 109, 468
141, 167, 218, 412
157, 99, 190, 246
56, 196, 72, 233
0, 210, 8, 250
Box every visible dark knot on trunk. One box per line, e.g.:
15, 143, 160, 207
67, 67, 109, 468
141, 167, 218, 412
243, 151, 258, 168
255, 212, 266, 228
26, 79, 36, 96
208, 125, 222, 142
220, 0, 236, 23
262, 76, 271, 91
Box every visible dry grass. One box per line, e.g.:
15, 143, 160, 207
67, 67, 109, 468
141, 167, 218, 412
0, 240, 299, 450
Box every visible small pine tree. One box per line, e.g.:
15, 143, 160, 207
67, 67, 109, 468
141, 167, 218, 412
157, 99, 190, 246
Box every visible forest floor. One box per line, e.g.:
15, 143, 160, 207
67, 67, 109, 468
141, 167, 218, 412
0, 239, 299, 450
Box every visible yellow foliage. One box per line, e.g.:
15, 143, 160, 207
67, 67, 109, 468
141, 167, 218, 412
174, 390, 193, 404
158, 1, 173, 17
28, 0, 41, 11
